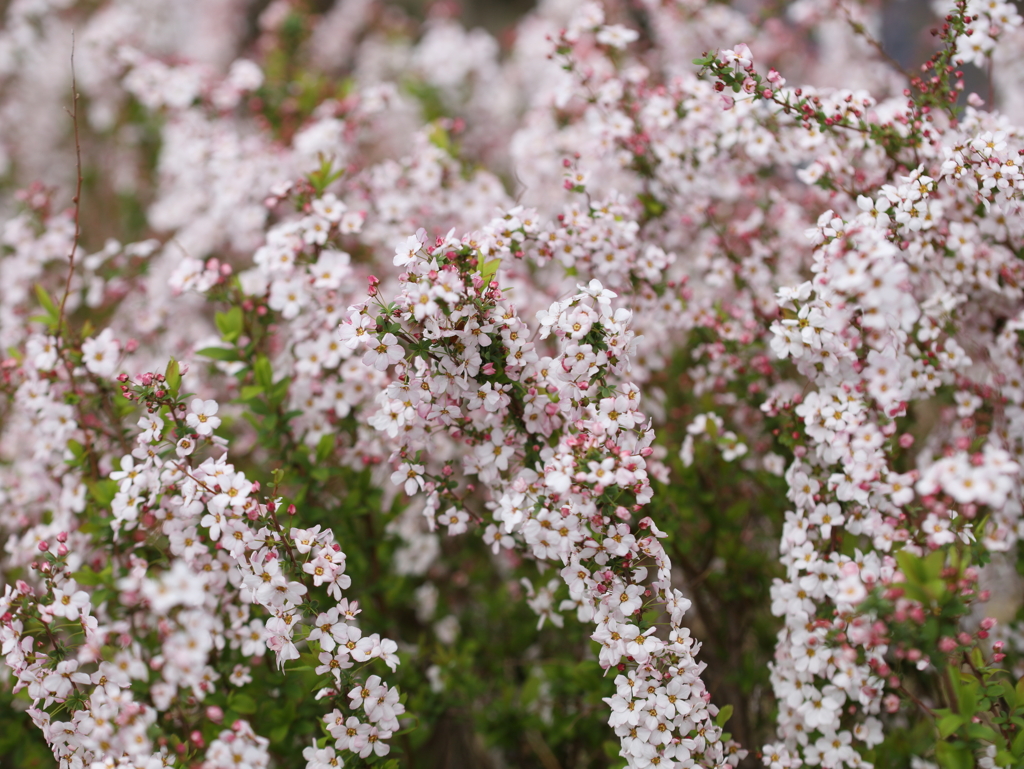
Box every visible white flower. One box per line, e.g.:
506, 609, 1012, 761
81, 328, 120, 378
391, 462, 425, 496
186, 399, 221, 436
362, 333, 404, 371
596, 24, 639, 49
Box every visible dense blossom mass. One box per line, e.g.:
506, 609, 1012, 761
2, 0, 1024, 767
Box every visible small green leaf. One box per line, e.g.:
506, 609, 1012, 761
229, 693, 257, 714
34, 284, 58, 319
937, 713, 964, 738
479, 258, 501, 285
164, 358, 181, 397
307, 155, 344, 194
196, 346, 242, 362
72, 565, 112, 586
89, 479, 118, 507
935, 740, 974, 769
714, 704, 734, 728
956, 678, 979, 718
922, 548, 946, 580
965, 722, 998, 743
239, 385, 265, 402
254, 356, 274, 390
315, 434, 334, 464
268, 380, 291, 408
215, 307, 244, 343
268, 723, 291, 745
896, 549, 927, 586
638, 192, 666, 219
1012, 727, 1024, 757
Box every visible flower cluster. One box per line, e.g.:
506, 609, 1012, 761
3, 0, 1024, 767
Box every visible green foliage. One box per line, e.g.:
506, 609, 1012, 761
0, 689, 52, 768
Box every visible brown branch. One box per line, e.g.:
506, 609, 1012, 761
57, 33, 83, 336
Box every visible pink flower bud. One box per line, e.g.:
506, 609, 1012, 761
883, 693, 900, 713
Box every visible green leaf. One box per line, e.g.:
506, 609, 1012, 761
34, 284, 58, 319
965, 722, 999, 744
480, 258, 501, 285
268, 723, 291, 745
1012, 727, 1024, 757
638, 192, 666, 219
196, 346, 242, 362
239, 385, 264, 402
427, 122, 452, 152
896, 549, 926, 585
88, 479, 118, 507
113, 395, 136, 419
935, 740, 974, 769
956, 678, 980, 718
215, 307, 244, 343
315, 434, 334, 464
714, 704, 734, 728
991, 680, 1015, 709
229, 693, 257, 714
72, 564, 111, 586
922, 548, 946, 580
937, 713, 964, 738
271, 380, 291, 406
254, 355, 274, 390
164, 358, 181, 397
307, 155, 344, 194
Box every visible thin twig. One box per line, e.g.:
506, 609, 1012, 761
58, 32, 83, 335
53, 34, 100, 478
839, 2, 914, 83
